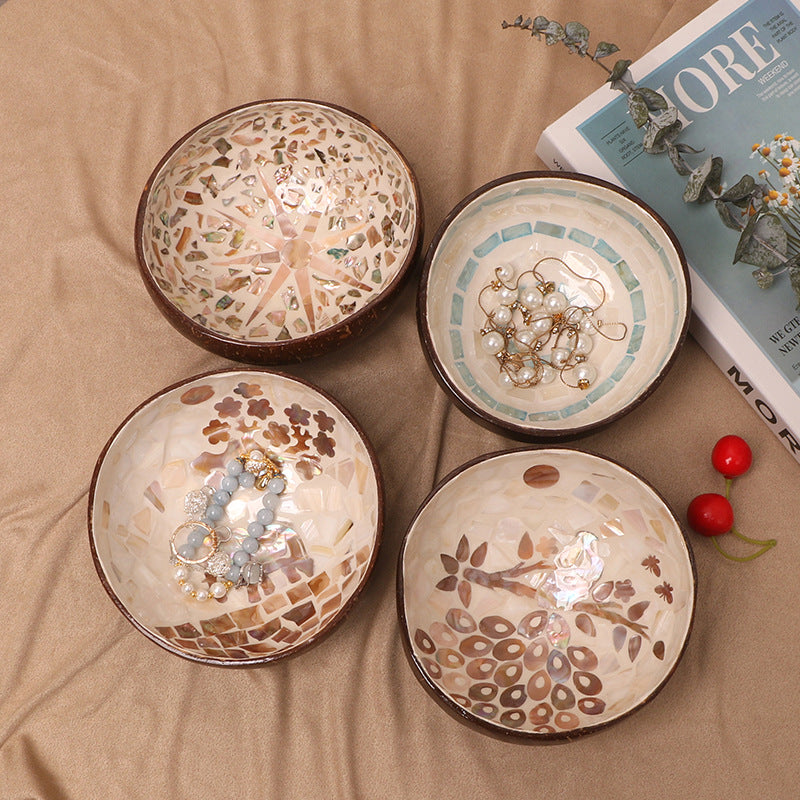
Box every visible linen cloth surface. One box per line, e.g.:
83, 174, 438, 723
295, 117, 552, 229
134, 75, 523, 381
1, 0, 797, 797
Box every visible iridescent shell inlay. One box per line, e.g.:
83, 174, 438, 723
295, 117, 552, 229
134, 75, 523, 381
400, 449, 695, 738
89, 370, 382, 664
421, 173, 689, 436
139, 100, 419, 346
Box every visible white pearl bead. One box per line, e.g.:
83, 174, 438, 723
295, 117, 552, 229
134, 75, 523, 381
496, 264, 514, 282
181, 582, 195, 596
531, 316, 552, 335
518, 366, 536, 384
210, 581, 227, 599
499, 371, 515, 388
516, 328, 535, 346
575, 364, 597, 385
195, 589, 209, 602
492, 305, 512, 326
540, 364, 556, 384
551, 347, 570, 367
543, 290, 568, 313
481, 331, 505, 355
174, 566, 189, 581
519, 288, 542, 310
497, 286, 517, 306
562, 307, 581, 326
574, 333, 594, 355
580, 315, 596, 333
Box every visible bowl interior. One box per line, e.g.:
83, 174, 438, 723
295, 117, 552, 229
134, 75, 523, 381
400, 448, 695, 738
137, 100, 419, 355
422, 174, 689, 436
90, 370, 381, 664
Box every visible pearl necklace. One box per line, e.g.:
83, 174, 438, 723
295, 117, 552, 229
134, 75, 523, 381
478, 257, 627, 390
170, 449, 286, 602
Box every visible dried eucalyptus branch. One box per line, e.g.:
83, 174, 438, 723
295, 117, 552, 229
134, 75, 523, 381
503, 14, 800, 306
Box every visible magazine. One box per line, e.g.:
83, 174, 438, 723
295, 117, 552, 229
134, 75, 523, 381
536, 0, 800, 464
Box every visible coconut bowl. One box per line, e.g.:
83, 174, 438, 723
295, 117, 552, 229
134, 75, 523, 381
418, 172, 690, 439
89, 369, 383, 665
136, 99, 422, 363
398, 447, 696, 740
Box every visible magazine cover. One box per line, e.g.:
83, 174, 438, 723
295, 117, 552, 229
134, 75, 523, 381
536, 0, 800, 462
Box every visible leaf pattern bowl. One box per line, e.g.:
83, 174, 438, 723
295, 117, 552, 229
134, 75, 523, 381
418, 171, 690, 439
136, 99, 423, 363
397, 447, 696, 740
89, 369, 383, 665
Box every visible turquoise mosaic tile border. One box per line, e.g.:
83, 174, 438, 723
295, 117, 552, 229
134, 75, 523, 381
440, 184, 684, 424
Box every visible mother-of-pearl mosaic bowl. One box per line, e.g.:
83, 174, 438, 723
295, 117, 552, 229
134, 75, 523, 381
88, 369, 383, 665
418, 172, 691, 439
398, 448, 696, 741
136, 99, 422, 363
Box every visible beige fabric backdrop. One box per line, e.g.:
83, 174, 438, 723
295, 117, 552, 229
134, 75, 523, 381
1, 0, 797, 797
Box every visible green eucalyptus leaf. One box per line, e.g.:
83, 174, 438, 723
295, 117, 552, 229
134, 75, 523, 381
628, 92, 650, 128
715, 199, 745, 230
668, 144, 692, 176
642, 121, 665, 153
644, 121, 682, 153
733, 210, 759, 260
528, 15, 550, 38
593, 41, 620, 60
564, 21, 590, 55
719, 174, 756, 202
661, 120, 683, 147
653, 106, 679, 128
674, 141, 704, 155
684, 157, 714, 201
543, 20, 566, 45
753, 268, 775, 289
564, 21, 589, 38
735, 212, 787, 269
636, 87, 669, 111
683, 155, 722, 202
643, 110, 681, 153
608, 58, 633, 82
703, 156, 724, 200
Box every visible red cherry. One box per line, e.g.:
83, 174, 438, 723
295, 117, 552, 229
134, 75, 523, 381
711, 435, 752, 478
687, 493, 734, 537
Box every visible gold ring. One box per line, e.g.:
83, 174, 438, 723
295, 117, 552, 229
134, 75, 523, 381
169, 521, 219, 565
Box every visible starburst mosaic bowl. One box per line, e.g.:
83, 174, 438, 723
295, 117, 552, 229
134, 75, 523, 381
418, 172, 690, 439
136, 99, 423, 363
398, 448, 696, 741
89, 369, 383, 665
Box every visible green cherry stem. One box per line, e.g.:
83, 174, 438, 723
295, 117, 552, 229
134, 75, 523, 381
712, 536, 777, 562
729, 526, 778, 547
723, 476, 777, 550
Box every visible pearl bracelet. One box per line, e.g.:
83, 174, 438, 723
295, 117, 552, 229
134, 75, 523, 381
170, 449, 286, 602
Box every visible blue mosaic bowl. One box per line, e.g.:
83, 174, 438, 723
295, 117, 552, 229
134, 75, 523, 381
418, 172, 690, 439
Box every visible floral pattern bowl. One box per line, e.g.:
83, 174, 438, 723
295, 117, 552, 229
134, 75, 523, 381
136, 99, 423, 363
397, 447, 696, 740
89, 369, 383, 665
418, 172, 690, 439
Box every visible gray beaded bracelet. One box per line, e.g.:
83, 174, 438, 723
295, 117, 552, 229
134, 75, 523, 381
170, 449, 286, 602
